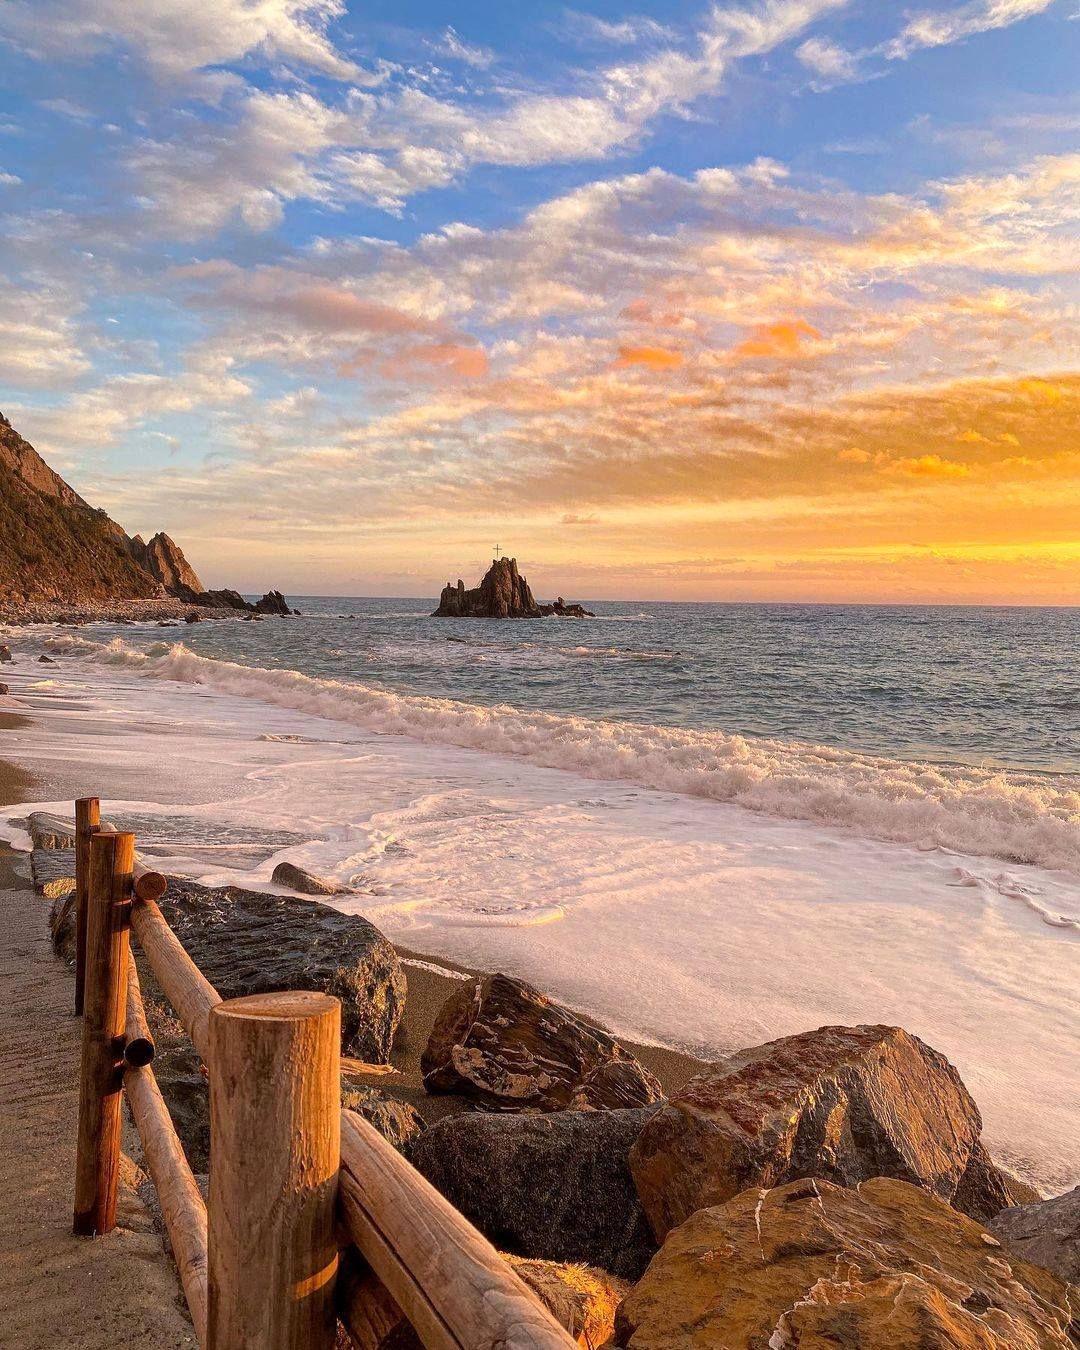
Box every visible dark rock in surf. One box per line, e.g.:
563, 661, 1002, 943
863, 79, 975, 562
422, 972, 663, 1113
38, 654, 55, 663
0, 644, 12, 662
254, 589, 294, 615
408, 1106, 662, 1278
271, 860, 355, 896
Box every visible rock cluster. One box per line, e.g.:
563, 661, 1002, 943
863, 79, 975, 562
29, 803, 1075, 1347
433, 557, 593, 618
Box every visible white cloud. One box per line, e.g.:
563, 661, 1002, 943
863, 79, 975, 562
558, 10, 677, 46
885, 0, 1057, 58
433, 26, 495, 69
796, 35, 863, 82
0, 0, 360, 86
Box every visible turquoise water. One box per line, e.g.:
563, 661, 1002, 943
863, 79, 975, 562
130, 598, 1079, 776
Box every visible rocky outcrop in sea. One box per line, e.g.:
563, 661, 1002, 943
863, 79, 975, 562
433, 557, 594, 618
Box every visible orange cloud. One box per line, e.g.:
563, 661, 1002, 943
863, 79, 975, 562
837, 447, 872, 463
614, 345, 684, 370
889, 454, 971, 479
731, 319, 821, 361
349, 341, 489, 381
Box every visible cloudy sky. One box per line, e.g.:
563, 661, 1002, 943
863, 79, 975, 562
1, 0, 1077, 602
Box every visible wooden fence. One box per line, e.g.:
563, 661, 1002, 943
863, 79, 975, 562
70, 797, 576, 1350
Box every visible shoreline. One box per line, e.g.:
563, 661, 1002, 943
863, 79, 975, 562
0, 709, 709, 1115
2, 647, 1077, 1193
0, 597, 284, 626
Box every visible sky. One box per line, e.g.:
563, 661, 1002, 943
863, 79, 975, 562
0, 0, 1077, 603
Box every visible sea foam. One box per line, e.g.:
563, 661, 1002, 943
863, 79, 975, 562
45, 634, 1080, 875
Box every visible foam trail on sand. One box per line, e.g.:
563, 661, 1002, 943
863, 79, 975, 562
44, 634, 1080, 875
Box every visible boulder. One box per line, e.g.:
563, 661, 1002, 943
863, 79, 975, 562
271, 860, 354, 896
37, 653, 56, 663
0, 644, 12, 662
254, 589, 294, 615
630, 1024, 983, 1240
421, 972, 662, 1112
615, 1176, 1077, 1349
31, 848, 76, 900
992, 1184, 1080, 1287
0, 682, 8, 694
157, 879, 406, 1062
408, 1106, 661, 1278
342, 1090, 425, 1152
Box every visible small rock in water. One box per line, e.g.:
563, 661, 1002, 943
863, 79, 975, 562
37, 653, 56, 663
0, 644, 12, 662
0, 682, 8, 695
185, 612, 201, 623
271, 860, 355, 896
615, 1177, 1077, 1349
421, 972, 662, 1112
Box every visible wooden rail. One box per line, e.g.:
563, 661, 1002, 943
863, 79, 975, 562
70, 798, 576, 1350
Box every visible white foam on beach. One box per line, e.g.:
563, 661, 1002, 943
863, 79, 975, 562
2, 642, 1077, 1193
41, 633, 1080, 876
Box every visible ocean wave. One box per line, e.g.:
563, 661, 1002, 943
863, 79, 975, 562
45, 634, 1080, 875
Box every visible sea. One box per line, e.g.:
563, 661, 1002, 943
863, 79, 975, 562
1, 598, 1077, 1191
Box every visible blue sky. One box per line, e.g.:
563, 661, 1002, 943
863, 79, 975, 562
0, 1, 1077, 601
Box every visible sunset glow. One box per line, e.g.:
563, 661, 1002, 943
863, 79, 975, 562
1, 0, 1076, 602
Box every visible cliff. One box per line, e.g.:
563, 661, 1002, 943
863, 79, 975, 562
0, 411, 293, 616
433, 558, 593, 618
0, 414, 160, 606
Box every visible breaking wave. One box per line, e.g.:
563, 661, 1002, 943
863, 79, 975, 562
46, 634, 1080, 875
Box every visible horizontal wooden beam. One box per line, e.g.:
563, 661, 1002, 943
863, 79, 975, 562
337, 1110, 576, 1350
126, 1062, 209, 1346
123, 957, 155, 1067
130, 895, 221, 1062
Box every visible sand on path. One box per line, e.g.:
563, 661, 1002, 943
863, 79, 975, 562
0, 850, 195, 1348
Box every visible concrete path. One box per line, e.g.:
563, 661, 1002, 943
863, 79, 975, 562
0, 851, 195, 1348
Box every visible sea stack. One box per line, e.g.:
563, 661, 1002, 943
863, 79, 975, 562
433, 558, 593, 618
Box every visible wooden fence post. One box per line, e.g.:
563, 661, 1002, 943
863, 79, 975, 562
73, 796, 100, 1015
73, 829, 133, 1236
207, 991, 341, 1350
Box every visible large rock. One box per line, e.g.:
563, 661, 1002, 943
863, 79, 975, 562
421, 972, 662, 1112
992, 1185, 1080, 1288
408, 1107, 661, 1279
615, 1176, 1077, 1349
157, 879, 406, 1062
630, 1023, 984, 1240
